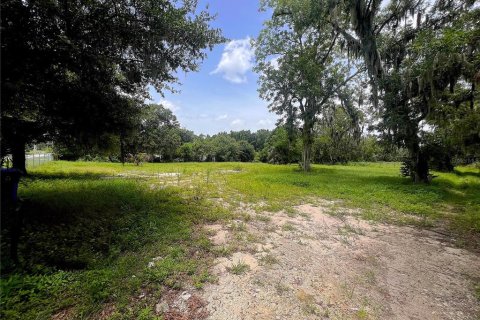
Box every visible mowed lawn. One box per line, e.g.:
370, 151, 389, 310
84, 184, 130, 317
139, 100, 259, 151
1, 161, 479, 319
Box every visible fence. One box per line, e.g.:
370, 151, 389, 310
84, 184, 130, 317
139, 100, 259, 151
2, 153, 54, 169
25, 153, 54, 168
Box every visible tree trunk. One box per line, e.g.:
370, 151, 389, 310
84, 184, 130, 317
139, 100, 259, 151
408, 138, 429, 183
301, 138, 312, 171
301, 118, 314, 171
119, 133, 126, 165
12, 139, 27, 175
414, 151, 429, 183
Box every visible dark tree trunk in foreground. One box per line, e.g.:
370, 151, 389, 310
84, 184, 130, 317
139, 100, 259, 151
12, 139, 27, 175
414, 150, 429, 183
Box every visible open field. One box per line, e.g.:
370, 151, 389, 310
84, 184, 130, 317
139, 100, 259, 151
1, 161, 479, 319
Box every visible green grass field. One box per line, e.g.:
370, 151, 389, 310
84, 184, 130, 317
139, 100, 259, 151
1, 161, 479, 319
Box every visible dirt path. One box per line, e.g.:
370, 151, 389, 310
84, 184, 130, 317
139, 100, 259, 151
197, 201, 480, 320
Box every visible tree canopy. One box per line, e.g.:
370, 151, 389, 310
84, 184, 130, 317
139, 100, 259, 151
255, 0, 363, 170
1, 0, 224, 172
255, 0, 479, 180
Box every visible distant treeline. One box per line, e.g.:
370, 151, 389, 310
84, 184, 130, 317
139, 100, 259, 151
49, 103, 409, 165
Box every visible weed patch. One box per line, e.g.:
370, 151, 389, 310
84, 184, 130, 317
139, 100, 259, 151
228, 261, 250, 275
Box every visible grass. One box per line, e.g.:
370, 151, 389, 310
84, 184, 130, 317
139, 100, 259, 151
228, 261, 250, 275
356, 307, 369, 319
259, 253, 279, 266
222, 162, 479, 242
1, 160, 479, 319
255, 214, 272, 223
1, 164, 229, 319
281, 223, 297, 231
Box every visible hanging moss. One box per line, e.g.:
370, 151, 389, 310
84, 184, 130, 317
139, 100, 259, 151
350, 6, 358, 28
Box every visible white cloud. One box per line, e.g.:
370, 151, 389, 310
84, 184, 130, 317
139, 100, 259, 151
215, 114, 228, 121
158, 99, 180, 112
230, 118, 244, 127
211, 37, 253, 84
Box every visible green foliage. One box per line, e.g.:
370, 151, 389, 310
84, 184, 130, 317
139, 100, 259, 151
174, 132, 258, 163
312, 107, 360, 164
475, 283, 480, 301
1, 0, 224, 171
238, 140, 256, 162
211, 134, 241, 162
123, 104, 182, 162
304, 0, 479, 181
260, 127, 301, 164
1, 272, 73, 319
255, 0, 360, 170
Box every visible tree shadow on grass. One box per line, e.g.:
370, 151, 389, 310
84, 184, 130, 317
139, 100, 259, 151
1, 173, 221, 320
453, 169, 480, 179
26, 171, 112, 181
2, 175, 204, 274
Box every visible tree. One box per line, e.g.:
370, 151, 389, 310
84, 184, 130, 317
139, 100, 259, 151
309, 0, 478, 182
255, 0, 360, 171
252, 129, 272, 151
312, 106, 362, 164
260, 126, 301, 164
238, 141, 256, 162
124, 104, 182, 161
177, 142, 195, 162
210, 134, 240, 162
229, 130, 254, 145
1, 0, 223, 173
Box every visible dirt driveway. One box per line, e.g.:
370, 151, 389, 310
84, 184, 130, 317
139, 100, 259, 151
160, 200, 480, 320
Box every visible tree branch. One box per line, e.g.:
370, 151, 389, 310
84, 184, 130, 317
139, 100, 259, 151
328, 20, 362, 52
319, 69, 363, 106
319, 33, 338, 65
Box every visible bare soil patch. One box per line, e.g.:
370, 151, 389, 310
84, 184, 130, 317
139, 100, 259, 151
202, 202, 480, 320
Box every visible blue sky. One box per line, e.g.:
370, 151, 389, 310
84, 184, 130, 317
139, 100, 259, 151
148, 0, 277, 135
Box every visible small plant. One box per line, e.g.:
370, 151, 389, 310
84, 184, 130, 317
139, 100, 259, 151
285, 207, 298, 217
137, 306, 161, 320
239, 212, 252, 222
213, 245, 234, 257
245, 232, 260, 243
297, 289, 318, 315
339, 223, 365, 236
192, 270, 216, 289
264, 224, 277, 232
255, 214, 272, 223
282, 223, 296, 231
259, 253, 279, 266
230, 221, 247, 232
228, 260, 250, 275
329, 208, 347, 220
356, 307, 369, 319
475, 283, 480, 301
341, 281, 356, 299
